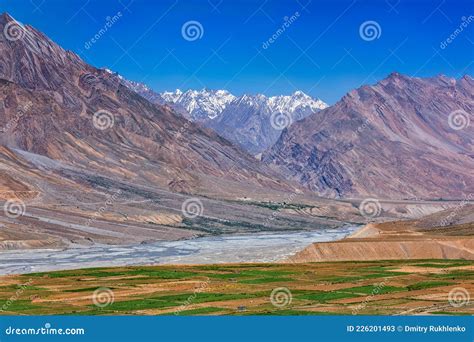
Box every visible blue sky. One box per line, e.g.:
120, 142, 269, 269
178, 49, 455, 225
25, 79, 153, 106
2, 0, 473, 104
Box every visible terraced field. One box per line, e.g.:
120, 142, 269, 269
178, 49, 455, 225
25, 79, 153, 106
0, 260, 472, 315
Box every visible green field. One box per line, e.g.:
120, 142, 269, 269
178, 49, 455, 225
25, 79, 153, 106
0, 259, 472, 316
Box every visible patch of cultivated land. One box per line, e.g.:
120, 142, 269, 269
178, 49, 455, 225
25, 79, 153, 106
0, 260, 472, 316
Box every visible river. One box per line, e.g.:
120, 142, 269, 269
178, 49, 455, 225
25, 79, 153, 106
0, 225, 360, 275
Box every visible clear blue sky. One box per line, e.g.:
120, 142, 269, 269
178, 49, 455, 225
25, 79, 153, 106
3, 0, 473, 104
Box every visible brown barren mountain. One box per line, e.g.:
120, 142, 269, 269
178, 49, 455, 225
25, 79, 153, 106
264, 73, 474, 200
0, 13, 367, 250
0, 13, 470, 253
0, 12, 296, 196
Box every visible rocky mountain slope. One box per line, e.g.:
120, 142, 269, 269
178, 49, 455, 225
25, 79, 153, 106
264, 72, 474, 199
118, 79, 328, 154
2, 12, 342, 249
207, 91, 328, 155
0, 12, 295, 197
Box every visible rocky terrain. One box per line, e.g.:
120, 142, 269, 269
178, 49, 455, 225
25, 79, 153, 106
0, 12, 295, 196
121, 80, 328, 154
0, 12, 471, 259
264, 73, 474, 199
0, 13, 368, 251
0, 12, 307, 249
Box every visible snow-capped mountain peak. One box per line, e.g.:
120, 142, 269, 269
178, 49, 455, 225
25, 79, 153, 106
109, 68, 328, 153
160, 89, 183, 103
267, 91, 328, 114
155, 88, 328, 152
161, 88, 237, 120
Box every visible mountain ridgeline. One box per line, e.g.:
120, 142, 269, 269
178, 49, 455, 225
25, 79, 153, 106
0, 12, 472, 201
263, 73, 474, 199
116, 76, 328, 155
0, 12, 296, 199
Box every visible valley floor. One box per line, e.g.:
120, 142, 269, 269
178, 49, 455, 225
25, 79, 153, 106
0, 227, 358, 275
0, 260, 472, 316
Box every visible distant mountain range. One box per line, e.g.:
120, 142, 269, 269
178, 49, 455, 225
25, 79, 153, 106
110, 71, 328, 154
0, 12, 472, 202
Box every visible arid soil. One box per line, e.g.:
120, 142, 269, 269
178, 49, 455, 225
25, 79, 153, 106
288, 205, 474, 262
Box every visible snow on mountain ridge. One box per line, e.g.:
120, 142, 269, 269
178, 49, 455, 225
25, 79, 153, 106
159, 89, 328, 121
109, 68, 329, 153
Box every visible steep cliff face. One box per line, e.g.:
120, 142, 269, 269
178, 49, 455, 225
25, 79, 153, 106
264, 73, 474, 199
